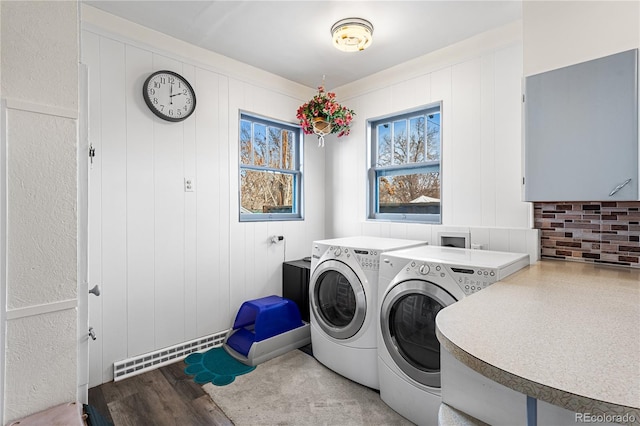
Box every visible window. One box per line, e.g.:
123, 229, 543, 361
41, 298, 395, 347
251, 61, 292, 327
239, 113, 303, 221
368, 104, 441, 223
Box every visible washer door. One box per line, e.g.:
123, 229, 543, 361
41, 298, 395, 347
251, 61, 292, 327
380, 280, 456, 388
310, 260, 366, 340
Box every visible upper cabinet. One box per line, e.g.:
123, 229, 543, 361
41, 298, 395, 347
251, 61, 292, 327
523, 49, 639, 201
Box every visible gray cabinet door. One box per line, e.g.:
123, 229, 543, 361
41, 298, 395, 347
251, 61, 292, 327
523, 49, 639, 201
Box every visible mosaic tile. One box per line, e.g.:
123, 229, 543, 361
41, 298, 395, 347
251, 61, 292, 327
534, 201, 640, 269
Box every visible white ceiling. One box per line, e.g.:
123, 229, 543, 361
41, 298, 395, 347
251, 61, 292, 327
85, 1, 522, 89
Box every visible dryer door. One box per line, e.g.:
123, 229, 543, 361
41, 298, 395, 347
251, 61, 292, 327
310, 260, 366, 340
380, 280, 456, 388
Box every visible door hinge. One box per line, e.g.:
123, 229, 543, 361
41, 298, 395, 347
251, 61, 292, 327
89, 144, 96, 164
522, 94, 525, 103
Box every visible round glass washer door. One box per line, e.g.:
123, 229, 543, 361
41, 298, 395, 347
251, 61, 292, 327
380, 280, 456, 388
310, 259, 366, 340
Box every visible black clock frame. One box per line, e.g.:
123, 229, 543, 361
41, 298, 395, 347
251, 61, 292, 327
142, 70, 196, 122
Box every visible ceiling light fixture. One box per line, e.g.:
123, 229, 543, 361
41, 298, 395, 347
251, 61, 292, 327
331, 18, 374, 52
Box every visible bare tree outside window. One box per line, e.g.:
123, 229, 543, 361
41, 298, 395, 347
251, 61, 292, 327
240, 114, 302, 220
369, 106, 441, 222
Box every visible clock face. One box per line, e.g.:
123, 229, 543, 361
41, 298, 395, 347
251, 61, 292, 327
143, 70, 196, 122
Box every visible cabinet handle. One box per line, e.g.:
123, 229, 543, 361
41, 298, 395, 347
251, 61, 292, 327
609, 178, 632, 196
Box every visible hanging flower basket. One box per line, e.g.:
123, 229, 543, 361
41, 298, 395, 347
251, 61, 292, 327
296, 86, 355, 147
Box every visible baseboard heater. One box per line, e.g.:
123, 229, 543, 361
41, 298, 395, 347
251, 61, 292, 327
113, 330, 229, 382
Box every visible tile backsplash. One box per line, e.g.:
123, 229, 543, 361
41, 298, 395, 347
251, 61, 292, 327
534, 202, 640, 268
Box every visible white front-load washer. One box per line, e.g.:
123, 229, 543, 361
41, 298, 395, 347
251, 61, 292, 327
377, 246, 529, 425
309, 236, 426, 390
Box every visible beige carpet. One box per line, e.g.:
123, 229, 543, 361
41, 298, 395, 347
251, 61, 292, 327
203, 349, 414, 426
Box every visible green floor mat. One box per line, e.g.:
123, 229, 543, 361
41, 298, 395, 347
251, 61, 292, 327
184, 347, 255, 386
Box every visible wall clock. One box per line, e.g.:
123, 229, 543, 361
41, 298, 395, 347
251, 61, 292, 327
143, 70, 196, 122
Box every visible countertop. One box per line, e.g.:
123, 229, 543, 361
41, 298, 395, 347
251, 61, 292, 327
436, 260, 640, 421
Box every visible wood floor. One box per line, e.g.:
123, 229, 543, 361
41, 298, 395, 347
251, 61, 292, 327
88, 360, 233, 426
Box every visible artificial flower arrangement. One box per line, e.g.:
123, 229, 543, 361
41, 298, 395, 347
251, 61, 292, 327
296, 86, 355, 145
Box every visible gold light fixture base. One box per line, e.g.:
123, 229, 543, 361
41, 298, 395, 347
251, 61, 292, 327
331, 18, 374, 52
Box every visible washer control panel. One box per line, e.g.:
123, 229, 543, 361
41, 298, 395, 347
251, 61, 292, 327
448, 266, 498, 295
329, 246, 380, 271
402, 261, 499, 295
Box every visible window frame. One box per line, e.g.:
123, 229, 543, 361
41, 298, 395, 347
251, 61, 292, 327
239, 111, 304, 222
367, 103, 442, 223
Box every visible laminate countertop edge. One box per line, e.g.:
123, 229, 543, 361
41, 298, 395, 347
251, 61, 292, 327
436, 327, 638, 421
435, 260, 640, 425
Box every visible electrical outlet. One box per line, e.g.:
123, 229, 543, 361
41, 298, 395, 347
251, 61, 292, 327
184, 178, 194, 192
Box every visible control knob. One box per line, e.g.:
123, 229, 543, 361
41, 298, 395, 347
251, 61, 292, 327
334, 248, 342, 257
418, 264, 430, 275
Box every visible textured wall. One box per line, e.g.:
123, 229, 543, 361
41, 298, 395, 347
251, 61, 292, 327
1, 1, 79, 423
4, 310, 78, 419
7, 110, 77, 309
0, 1, 78, 109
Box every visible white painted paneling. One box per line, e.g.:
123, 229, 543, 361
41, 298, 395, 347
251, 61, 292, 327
227, 78, 247, 317
480, 54, 496, 226
302, 128, 326, 246
326, 36, 535, 250
194, 69, 224, 336
391, 75, 431, 112
405, 224, 433, 244
489, 228, 510, 252
523, 1, 640, 76
82, 14, 535, 390
451, 58, 482, 225
430, 68, 453, 224
243, 222, 256, 298
494, 45, 529, 228
508, 229, 528, 254
266, 221, 284, 295
124, 45, 155, 358
255, 222, 270, 294
99, 37, 129, 383
470, 227, 491, 251
215, 75, 231, 334
152, 54, 186, 350
84, 25, 323, 386
182, 63, 198, 342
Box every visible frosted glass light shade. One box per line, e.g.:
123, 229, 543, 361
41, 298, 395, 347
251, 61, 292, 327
331, 18, 373, 52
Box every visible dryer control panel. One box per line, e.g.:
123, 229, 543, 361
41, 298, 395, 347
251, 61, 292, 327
402, 261, 499, 295
329, 246, 380, 271
354, 249, 380, 271
447, 266, 498, 295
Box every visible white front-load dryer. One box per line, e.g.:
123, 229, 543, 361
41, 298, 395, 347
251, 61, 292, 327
377, 246, 529, 425
309, 236, 426, 390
